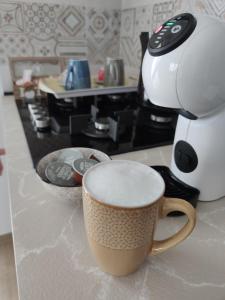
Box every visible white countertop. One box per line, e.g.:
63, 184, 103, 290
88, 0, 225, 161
1, 96, 225, 300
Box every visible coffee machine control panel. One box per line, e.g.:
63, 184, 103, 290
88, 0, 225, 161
148, 13, 197, 56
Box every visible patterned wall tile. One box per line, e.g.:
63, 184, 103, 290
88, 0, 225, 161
23, 3, 60, 41
193, 0, 225, 19
30, 37, 56, 56
57, 6, 85, 40
135, 5, 153, 35
0, 33, 34, 64
103, 37, 121, 59
179, 0, 192, 13
0, 2, 24, 33
119, 0, 191, 70
55, 5, 87, 57
120, 36, 142, 68
55, 40, 87, 58
121, 8, 135, 38
0, 2, 97, 67
152, 0, 183, 30
86, 8, 120, 65
120, 6, 148, 70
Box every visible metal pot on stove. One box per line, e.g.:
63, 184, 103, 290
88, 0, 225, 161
104, 58, 125, 87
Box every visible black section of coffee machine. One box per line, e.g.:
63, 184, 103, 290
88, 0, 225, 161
151, 165, 199, 215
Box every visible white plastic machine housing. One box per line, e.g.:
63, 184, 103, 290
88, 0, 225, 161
142, 14, 225, 201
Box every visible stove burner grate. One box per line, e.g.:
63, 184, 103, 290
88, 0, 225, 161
82, 124, 109, 139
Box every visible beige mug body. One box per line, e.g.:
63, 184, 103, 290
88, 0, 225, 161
82, 161, 196, 276
83, 190, 159, 275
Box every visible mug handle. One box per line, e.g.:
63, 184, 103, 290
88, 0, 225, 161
151, 197, 196, 256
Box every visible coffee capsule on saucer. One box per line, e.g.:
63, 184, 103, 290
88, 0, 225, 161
88, 153, 101, 162
73, 158, 98, 184
45, 161, 76, 187
59, 148, 84, 167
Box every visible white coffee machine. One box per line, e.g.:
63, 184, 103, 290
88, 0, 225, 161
142, 13, 225, 201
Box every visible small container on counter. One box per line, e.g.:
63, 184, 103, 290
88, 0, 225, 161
45, 161, 77, 187
88, 153, 102, 162
58, 148, 84, 167
72, 158, 99, 184
36, 148, 111, 202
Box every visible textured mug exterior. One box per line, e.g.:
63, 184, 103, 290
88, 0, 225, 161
82, 188, 160, 276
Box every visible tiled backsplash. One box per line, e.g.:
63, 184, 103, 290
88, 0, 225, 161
120, 0, 225, 70
0, 1, 121, 91
0, 0, 224, 91
0, 2, 121, 65
86, 8, 121, 65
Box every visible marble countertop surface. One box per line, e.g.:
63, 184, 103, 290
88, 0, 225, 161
1, 96, 225, 300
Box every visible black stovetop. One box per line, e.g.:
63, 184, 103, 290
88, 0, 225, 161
16, 94, 177, 167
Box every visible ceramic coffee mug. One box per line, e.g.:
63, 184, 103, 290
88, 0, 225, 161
82, 160, 196, 276
65, 59, 91, 90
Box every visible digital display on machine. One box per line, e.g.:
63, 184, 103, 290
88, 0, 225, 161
148, 13, 197, 56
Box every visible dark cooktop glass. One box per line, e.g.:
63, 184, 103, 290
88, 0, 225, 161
16, 94, 177, 167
